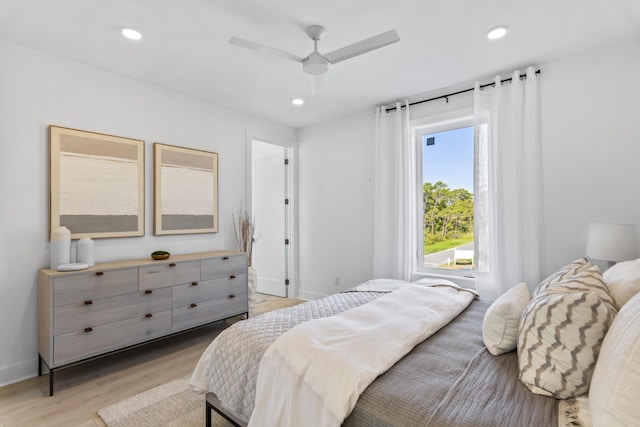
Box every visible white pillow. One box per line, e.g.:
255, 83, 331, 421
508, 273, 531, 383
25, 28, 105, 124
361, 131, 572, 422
413, 277, 459, 287
603, 258, 640, 309
482, 282, 531, 356
590, 291, 640, 427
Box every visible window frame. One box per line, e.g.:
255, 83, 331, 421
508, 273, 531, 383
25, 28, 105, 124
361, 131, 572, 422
412, 109, 476, 280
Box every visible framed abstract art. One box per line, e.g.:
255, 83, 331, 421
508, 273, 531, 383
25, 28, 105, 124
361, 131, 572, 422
153, 143, 218, 235
49, 125, 145, 239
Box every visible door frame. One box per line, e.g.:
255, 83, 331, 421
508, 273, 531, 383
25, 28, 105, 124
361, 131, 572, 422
245, 129, 298, 298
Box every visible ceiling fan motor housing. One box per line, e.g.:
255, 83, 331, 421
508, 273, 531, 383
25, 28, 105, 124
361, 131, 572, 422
306, 25, 326, 41
303, 52, 329, 75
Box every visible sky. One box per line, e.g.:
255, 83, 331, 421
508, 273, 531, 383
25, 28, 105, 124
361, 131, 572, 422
422, 126, 474, 193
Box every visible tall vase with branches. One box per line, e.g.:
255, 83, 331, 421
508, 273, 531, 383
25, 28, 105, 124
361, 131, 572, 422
233, 209, 257, 316
233, 210, 256, 266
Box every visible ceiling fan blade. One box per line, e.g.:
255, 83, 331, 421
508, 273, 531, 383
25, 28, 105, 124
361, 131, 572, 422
324, 30, 400, 64
229, 36, 303, 63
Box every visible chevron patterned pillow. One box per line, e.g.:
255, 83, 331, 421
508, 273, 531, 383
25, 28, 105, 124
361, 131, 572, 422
533, 257, 591, 296
539, 266, 617, 314
518, 286, 616, 398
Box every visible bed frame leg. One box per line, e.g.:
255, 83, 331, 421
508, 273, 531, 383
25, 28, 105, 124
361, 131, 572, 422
206, 398, 243, 427
206, 399, 212, 427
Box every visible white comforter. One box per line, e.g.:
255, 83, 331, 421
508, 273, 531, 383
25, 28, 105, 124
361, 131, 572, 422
248, 284, 475, 427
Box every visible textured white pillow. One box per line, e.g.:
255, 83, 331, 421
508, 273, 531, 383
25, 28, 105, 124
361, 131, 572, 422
482, 282, 531, 356
603, 258, 640, 309
590, 292, 640, 427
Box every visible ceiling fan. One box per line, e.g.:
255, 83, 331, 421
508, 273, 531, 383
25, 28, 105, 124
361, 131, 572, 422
229, 25, 400, 77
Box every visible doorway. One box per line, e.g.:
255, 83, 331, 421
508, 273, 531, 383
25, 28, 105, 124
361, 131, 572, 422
251, 139, 291, 297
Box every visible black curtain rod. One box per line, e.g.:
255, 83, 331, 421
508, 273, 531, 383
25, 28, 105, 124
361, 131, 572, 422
385, 69, 541, 113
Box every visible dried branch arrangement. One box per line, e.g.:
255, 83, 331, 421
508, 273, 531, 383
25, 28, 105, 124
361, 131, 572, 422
233, 209, 257, 266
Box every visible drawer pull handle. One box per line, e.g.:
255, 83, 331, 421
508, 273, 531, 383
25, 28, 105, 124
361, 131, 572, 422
145, 313, 153, 318
222, 256, 229, 260
190, 303, 198, 308
229, 275, 236, 279
84, 300, 93, 305
191, 281, 198, 286
169, 263, 176, 267
95, 271, 104, 276
145, 290, 153, 294
84, 327, 93, 333
229, 294, 236, 299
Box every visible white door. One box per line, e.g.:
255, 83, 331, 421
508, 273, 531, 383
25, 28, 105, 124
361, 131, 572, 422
252, 140, 288, 297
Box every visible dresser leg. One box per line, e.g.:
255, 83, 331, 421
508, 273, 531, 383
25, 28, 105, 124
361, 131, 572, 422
39, 356, 55, 397
49, 368, 54, 396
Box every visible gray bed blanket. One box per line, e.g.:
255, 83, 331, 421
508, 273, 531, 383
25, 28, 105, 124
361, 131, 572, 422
192, 290, 385, 421
343, 299, 558, 427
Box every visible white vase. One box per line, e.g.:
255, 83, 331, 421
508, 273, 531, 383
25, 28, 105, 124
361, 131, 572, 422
248, 265, 257, 317
76, 237, 95, 266
50, 226, 71, 269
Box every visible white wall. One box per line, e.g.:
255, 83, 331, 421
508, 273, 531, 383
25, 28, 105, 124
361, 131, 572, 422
2, 36, 639, 386
297, 39, 640, 298
540, 39, 640, 273
0, 41, 296, 386
297, 112, 375, 299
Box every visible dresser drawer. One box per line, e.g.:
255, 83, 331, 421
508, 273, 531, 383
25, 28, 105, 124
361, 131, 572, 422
53, 288, 172, 335
172, 274, 247, 308
139, 260, 200, 291
172, 292, 248, 332
53, 309, 172, 366
52, 269, 138, 307
201, 255, 247, 280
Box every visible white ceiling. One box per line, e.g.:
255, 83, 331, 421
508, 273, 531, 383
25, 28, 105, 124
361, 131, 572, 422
1, 0, 638, 129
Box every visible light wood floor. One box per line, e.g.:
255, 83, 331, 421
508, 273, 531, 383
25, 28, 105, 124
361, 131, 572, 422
0, 294, 304, 427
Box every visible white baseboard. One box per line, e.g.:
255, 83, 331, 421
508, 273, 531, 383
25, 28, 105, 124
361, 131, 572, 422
0, 358, 37, 387
297, 289, 328, 300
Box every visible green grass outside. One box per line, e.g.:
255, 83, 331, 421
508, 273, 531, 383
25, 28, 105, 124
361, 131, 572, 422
424, 232, 474, 255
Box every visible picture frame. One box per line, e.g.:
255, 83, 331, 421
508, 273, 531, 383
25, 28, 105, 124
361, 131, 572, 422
153, 143, 218, 235
49, 125, 145, 239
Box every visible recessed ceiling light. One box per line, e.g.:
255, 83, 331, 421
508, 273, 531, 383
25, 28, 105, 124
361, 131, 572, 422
121, 28, 142, 41
487, 26, 507, 40
291, 98, 304, 106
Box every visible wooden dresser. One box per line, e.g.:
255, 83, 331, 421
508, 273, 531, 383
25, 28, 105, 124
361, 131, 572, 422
38, 250, 248, 395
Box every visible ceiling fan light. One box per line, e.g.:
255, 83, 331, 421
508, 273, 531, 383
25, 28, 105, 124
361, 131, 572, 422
303, 53, 329, 75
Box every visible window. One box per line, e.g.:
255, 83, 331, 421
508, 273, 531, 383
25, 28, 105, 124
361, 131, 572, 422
415, 117, 476, 277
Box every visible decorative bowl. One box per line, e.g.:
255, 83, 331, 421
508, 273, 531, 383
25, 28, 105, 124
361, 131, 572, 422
151, 251, 170, 260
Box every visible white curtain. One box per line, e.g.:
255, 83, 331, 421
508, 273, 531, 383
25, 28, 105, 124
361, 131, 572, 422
474, 66, 544, 299
373, 101, 417, 281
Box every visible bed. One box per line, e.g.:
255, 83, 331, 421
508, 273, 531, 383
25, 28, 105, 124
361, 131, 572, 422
191, 259, 640, 427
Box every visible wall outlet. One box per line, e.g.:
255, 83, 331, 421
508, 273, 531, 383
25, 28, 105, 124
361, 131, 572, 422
334, 277, 340, 286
